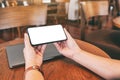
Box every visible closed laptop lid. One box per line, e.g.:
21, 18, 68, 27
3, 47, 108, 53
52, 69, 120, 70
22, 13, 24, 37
6, 43, 62, 68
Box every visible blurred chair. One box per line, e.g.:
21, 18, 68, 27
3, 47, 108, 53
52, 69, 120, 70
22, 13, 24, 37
56, 1, 67, 24
80, 1, 120, 59
5, 0, 30, 7
0, 0, 18, 41
113, 16, 120, 29
47, 0, 69, 25
0, 5, 47, 40
5, 0, 18, 7
0, 0, 5, 8
114, 0, 120, 16
108, 0, 117, 17
32, 0, 42, 5
1, 0, 27, 41
0, 1, 4, 43
47, 3, 58, 24
80, 1, 110, 40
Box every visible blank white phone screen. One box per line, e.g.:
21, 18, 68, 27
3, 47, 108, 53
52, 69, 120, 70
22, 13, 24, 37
27, 25, 67, 45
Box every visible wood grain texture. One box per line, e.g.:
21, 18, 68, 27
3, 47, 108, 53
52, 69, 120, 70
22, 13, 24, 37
113, 17, 120, 28
0, 5, 47, 30
81, 1, 108, 19
0, 39, 110, 80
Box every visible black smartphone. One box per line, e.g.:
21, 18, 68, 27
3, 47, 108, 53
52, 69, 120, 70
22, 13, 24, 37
27, 25, 67, 46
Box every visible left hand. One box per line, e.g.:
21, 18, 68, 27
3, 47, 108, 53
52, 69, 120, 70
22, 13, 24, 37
23, 33, 46, 69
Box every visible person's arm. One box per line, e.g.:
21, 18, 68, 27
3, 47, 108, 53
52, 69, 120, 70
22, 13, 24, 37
23, 33, 46, 80
25, 68, 44, 80
72, 49, 120, 79
54, 29, 120, 79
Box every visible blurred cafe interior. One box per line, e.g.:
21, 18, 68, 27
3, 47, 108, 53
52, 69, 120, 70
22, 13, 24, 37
0, 0, 120, 59
0, 0, 120, 79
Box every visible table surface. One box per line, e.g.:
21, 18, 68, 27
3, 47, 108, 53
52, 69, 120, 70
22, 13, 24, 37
113, 17, 120, 28
0, 39, 110, 80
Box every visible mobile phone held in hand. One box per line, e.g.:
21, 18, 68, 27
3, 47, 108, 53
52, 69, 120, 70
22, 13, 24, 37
27, 25, 67, 46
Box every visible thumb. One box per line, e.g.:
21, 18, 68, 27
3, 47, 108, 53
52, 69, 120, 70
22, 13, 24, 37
24, 33, 31, 48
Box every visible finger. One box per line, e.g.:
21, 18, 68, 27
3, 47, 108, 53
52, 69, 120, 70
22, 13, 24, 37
62, 41, 66, 48
64, 28, 73, 39
34, 46, 37, 49
64, 28, 76, 44
37, 44, 47, 53
41, 44, 47, 52
37, 45, 42, 51
53, 42, 62, 50
53, 42, 60, 47
42, 45, 47, 50
35, 49, 42, 56
24, 33, 31, 48
53, 42, 58, 47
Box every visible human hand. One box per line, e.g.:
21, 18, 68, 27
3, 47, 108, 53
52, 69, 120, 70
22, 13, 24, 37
23, 33, 46, 69
53, 29, 81, 59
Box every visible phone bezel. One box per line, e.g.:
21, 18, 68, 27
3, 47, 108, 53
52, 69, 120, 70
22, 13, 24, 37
27, 25, 67, 46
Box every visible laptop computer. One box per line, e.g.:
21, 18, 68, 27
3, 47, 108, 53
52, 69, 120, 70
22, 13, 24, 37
6, 43, 62, 69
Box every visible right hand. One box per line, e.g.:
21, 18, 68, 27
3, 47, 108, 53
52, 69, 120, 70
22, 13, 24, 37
53, 29, 81, 59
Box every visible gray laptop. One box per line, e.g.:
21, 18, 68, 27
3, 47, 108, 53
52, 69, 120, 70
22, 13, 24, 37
6, 43, 62, 68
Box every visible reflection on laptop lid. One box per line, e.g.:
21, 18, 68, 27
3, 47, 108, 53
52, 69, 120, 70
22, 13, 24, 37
6, 43, 62, 68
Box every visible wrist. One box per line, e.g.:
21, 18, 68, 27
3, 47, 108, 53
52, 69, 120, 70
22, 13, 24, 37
71, 50, 82, 60
25, 65, 44, 76
25, 62, 41, 69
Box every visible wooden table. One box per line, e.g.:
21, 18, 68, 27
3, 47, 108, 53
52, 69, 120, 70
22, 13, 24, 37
0, 39, 110, 80
113, 17, 120, 28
